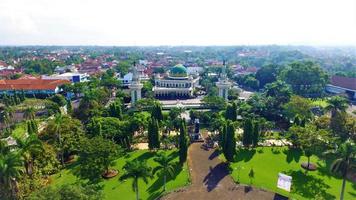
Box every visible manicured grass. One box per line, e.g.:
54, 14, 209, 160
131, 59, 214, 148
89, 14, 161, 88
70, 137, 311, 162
50, 150, 190, 200
228, 147, 355, 200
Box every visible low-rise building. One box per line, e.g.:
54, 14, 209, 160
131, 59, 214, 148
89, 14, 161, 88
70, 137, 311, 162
0, 78, 70, 95
326, 75, 356, 99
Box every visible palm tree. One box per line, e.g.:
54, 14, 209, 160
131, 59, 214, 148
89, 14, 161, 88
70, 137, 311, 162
0, 106, 14, 128
52, 113, 64, 166
330, 140, 355, 200
120, 160, 152, 200
153, 152, 175, 192
326, 96, 348, 118
23, 106, 36, 120
0, 151, 23, 199
16, 134, 43, 176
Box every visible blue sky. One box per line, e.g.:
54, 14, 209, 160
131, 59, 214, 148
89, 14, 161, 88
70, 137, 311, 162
0, 0, 355, 46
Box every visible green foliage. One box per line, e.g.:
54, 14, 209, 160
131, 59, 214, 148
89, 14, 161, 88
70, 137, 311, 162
77, 137, 121, 182
0, 151, 23, 199
28, 183, 103, 200
22, 59, 64, 75
151, 103, 163, 122
34, 143, 60, 175
49, 94, 67, 107
148, 117, 160, 150
255, 64, 279, 88
225, 102, 237, 121
279, 61, 329, 97
223, 120, 236, 162
153, 152, 176, 191
108, 100, 122, 119
252, 122, 260, 147
120, 160, 152, 200
283, 95, 313, 121
179, 120, 189, 164
202, 95, 227, 110
243, 118, 253, 147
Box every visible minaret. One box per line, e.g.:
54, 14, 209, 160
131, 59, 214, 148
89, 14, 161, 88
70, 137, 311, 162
129, 62, 143, 105
216, 60, 231, 100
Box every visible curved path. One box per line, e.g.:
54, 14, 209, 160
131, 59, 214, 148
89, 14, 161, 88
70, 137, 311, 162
162, 133, 285, 200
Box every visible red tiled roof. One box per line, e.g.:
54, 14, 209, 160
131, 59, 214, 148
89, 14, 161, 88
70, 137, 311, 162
330, 76, 356, 90
0, 78, 70, 91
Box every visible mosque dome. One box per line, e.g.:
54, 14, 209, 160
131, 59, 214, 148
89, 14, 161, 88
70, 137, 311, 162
169, 64, 187, 78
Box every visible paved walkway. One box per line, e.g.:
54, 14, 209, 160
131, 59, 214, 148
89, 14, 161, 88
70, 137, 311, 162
162, 133, 285, 200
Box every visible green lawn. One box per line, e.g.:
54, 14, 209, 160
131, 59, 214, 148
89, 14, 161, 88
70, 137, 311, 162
228, 147, 355, 200
50, 150, 190, 200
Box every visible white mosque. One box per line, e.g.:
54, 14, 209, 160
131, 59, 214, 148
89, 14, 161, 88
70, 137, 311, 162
152, 64, 199, 99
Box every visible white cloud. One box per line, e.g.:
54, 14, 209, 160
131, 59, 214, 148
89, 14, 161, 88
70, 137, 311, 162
0, 0, 355, 45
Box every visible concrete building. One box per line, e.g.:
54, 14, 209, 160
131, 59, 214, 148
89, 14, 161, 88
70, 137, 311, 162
153, 64, 199, 99
216, 61, 231, 100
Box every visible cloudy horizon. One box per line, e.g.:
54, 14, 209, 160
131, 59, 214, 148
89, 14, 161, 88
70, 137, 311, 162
0, 0, 355, 46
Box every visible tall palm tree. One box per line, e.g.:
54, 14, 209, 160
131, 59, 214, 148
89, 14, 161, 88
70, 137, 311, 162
0, 106, 14, 128
153, 152, 175, 192
23, 106, 36, 120
0, 151, 23, 199
120, 160, 152, 200
16, 134, 43, 176
52, 113, 64, 166
330, 140, 355, 200
326, 96, 348, 118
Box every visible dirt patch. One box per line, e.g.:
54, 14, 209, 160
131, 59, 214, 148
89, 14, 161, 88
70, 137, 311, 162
102, 169, 118, 179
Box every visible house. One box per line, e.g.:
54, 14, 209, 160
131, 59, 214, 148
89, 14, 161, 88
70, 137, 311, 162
326, 75, 356, 99
0, 78, 70, 95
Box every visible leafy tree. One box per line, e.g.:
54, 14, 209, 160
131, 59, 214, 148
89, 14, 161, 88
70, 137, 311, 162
87, 117, 131, 148
242, 118, 253, 147
248, 168, 254, 184
16, 134, 43, 176
28, 183, 103, 200
280, 61, 328, 97
49, 94, 67, 107
0, 151, 23, 199
283, 95, 313, 121
329, 140, 355, 200
77, 137, 121, 182
330, 111, 355, 142
151, 104, 163, 122
255, 64, 279, 88
108, 100, 123, 119
179, 120, 189, 164
225, 102, 237, 121
64, 99, 71, 115
202, 96, 227, 110
252, 122, 260, 147
326, 96, 348, 118
24, 107, 36, 120
120, 160, 152, 200
41, 115, 84, 165
34, 143, 60, 176
223, 120, 236, 162
153, 152, 175, 191
148, 117, 160, 150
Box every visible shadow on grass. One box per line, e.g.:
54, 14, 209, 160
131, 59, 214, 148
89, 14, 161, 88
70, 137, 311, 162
235, 148, 256, 162
203, 162, 229, 192
283, 148, 302, 163
132, 151, 155, 162
146, 161, 183, 198
286, 170, 335, 199
208, 149, 220, 160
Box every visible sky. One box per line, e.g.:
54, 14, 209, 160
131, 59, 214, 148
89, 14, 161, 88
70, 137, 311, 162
0, 0, 355, 46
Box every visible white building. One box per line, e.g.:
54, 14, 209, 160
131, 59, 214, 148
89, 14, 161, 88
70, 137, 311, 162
216, 62, 232, 100
153, 64, 199, 99
42, 72, 89, 83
